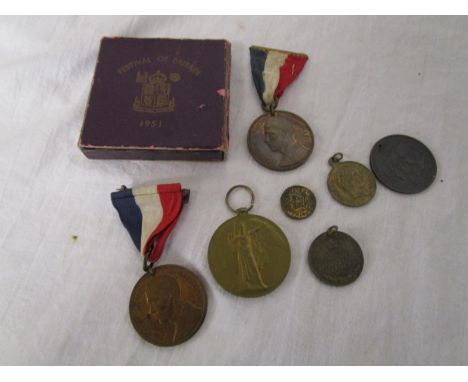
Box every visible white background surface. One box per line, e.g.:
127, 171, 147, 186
0, 16, 467, 365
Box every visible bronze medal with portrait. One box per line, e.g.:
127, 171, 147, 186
129, 264, 207, 347
208, 185, 291, 297
280, 185, 316, 219
248, 111, 314, 171
327, 153, 376, 207
370, 135, 437, 194
111, 184, 207, 347
248, 46, 312, 171
308, 226, 364, 286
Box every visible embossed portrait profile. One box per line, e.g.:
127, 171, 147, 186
334, 166, 372, 200
139, 274, 202, 344
263, 118, 310, 167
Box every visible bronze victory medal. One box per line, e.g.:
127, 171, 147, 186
308, 226, 364, 286
370, 134, 437, 194
129, 265, 207, 346
208, 185, 291, 297
280, 185, 316, 219
248, 111, 314, 171
327, 153, 376, 207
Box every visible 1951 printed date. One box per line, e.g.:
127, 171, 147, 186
139, 119, 163, 128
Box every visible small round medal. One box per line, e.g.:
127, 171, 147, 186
248, 111, 314, 171
308, 226, 364, 286
370, 134, 437, 194
208, 185, 291, 297
129, 264, 207, 346
327, 153, 376, 207
280, 185, 316, 219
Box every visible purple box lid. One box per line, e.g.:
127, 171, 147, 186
78, 37, 230, 160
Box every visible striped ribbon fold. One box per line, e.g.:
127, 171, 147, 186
111, 183, 187, 264
250, 45, 308, 108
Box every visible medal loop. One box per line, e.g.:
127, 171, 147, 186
329, 152, 343, 166
225, 185, 255, 214
262, 98, 278, 115
327, 225, 338, 236
143, 243, 156, 274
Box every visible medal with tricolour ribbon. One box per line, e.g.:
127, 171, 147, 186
247, 45, 314, 171
111, 183, 207, 346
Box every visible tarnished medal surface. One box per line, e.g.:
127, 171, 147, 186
280, 185, 316, 219
370, 134, 437, 194
308, 226, 363, 286
129, 264, 207, 346
248, 111, 314, 171
208, 185, 291, 297
248, 46, 312, 171
327, 153, 376, 207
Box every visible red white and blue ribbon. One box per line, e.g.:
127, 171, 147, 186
111, 183, 185, 263
250, 45, 308, 107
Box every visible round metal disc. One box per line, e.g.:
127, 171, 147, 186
370, 134, 437, 194
247, 111, 314, 171
129, 265, 207, 346
308, 227, 364, 286
280, 185, 316, 219
208, 213, 291, 297
327, 161, 376, 207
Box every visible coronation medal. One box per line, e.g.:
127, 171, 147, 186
208, 185, 291, 297
111, 184, 207, 346
327, 153, 377, 207
247, 46, 314, 171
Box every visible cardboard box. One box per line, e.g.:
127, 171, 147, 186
78, 37, 230, 160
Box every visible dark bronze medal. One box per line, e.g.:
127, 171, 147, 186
327, 153, 376, 207
248, 46, 313, 171
248, 111, 314, 171
280, 185, 316, 219
112, 184, 207, 347
370, 134, 437, 194
308, 226, 364, 286
208, 185, 291, 297
130, 264, 207, 347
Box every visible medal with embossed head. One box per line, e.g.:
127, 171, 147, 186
111, 184, 207, 346
247, 46, 314, 171
208, 185, 291, 297
327, 153, 377, 207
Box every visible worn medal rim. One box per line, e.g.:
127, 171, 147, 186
280, 185, 316, 219
129, 264, 207, 347
370, 134, 437, 194
208, 213, 291, 298
327, 159, 377, 207
247, 110, 314, 171
308, 227, 364, 286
